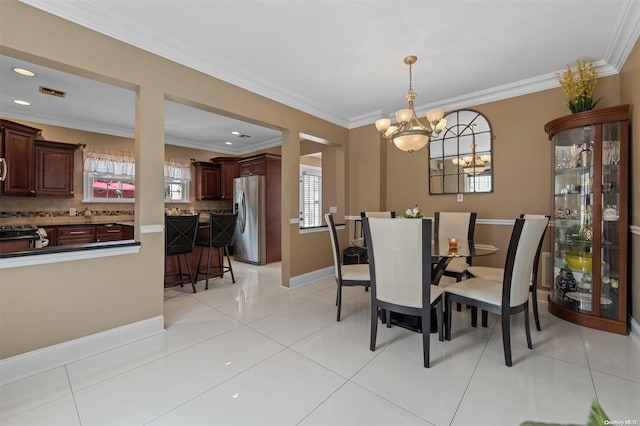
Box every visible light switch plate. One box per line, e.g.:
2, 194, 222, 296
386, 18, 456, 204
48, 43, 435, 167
329, 206, 337, 213
457, 194, 463, 202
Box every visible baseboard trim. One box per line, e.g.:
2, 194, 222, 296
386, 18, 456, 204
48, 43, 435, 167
0, 315, 164, 386
289, 266, 333, 289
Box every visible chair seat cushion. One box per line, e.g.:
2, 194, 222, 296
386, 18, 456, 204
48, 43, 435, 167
445, 257, 470, 274
444, 278, 502, 306
430, 284, 444, 304
342, 263, 370, 281
466, 266, 504, 282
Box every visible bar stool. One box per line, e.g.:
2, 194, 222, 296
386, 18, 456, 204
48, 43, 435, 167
164, 214, 199, 293
196, 213, 237, 289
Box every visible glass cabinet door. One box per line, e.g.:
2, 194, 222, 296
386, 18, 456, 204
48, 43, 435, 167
600, 122, 622, 320
552, 126, 598, 313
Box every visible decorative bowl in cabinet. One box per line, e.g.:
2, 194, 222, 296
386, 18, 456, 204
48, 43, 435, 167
564, 252, 592, 271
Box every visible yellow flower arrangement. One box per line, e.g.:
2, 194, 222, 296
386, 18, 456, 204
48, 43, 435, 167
557, 59, 600, 113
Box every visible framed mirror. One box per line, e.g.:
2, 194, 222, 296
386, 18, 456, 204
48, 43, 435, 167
428, 109, 493, 194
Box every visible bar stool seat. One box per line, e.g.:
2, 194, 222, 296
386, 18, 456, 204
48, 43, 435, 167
165, 214, 199, 293
196, 213, 237, 289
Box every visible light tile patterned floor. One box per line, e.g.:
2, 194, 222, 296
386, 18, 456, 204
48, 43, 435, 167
1, 261, 639, 425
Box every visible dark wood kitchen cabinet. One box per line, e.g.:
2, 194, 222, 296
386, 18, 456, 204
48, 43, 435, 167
0, 119, 77, 197
211, 157, 239, 200
0, 119, 39, 196
35, 140, 76, 197
95, 223, 123, 242
56, 225, 96, 246
193, 161, 221, 200
238, 155, 267, 177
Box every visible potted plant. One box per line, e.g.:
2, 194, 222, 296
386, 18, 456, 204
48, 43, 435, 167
557, 59, 600, 113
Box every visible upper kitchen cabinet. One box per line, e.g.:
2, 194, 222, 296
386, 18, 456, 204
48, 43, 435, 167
193, 161, 221, 200
1, 119, 39, 196
35, 140, 76, 197
1, 119, 78, 197
210, 157, 239, 200
238, 155, 268, 176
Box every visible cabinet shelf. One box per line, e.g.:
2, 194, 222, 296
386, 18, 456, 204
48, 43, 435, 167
545, 105, 629, 335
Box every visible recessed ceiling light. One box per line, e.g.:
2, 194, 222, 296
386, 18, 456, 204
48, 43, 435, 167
12, 67, 36, 77
13, 99, 31, 106
231, 131, 240, 135
225, 141, 233, 145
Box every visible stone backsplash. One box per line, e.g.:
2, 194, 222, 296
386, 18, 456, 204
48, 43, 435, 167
0, 197, 232, 226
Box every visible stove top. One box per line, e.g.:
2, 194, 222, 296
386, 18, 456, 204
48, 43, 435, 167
0, 225, 39, 239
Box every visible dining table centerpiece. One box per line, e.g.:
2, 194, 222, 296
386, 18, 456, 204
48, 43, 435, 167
557, 59, 600, 113
402, 205, 424, 219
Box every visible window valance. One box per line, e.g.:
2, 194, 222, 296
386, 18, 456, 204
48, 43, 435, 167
84, 149, 135, 176
83, 149, 191, 180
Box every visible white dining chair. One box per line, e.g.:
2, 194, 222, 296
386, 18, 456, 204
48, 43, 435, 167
362, 217, 443, 368
325, 213, 370, 321
466, 214, 550, 331
444, 216, 549, 367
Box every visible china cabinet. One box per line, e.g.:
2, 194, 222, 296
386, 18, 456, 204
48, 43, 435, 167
544, 105, 629, 334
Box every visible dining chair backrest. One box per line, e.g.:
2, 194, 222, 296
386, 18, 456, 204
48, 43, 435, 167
208, 213, 238, 248
520, 213, 550, 279
503, 216, 549, 307
364, 217, 432, 309
434, 212, 476, 246
325, 213, 342, 280
165, 215, 199, 256
360, 211, 396, 218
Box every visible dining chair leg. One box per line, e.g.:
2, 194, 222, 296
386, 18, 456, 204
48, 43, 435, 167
421, 311, 431, 368
445, 295, 453, 341
336, 284, 343, 321
531, 290, 541, 331
370, 304, 378, 351
501, 314, 512, 367
436, 299, 444, 342
385, 310, 391, 328
481, 310, 488, 328
524, 307, 533, 349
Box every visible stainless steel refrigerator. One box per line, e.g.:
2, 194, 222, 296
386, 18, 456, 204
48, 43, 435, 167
233, 175, 266, 265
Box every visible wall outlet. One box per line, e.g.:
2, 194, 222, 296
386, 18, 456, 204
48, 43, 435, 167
329, 206, 337, 213
457, 193, 463, 202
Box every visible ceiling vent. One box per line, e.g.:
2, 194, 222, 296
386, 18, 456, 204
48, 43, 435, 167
236, 133, 251, 138
39, 86, 67, 98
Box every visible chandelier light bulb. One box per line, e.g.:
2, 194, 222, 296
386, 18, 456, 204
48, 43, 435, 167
375, 118, 391, 132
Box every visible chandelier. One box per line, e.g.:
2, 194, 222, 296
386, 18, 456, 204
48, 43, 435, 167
374, 56, 447, 152
452, 142, 491, 175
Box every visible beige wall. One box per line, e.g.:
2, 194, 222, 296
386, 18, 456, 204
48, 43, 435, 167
0, 0, 347, 358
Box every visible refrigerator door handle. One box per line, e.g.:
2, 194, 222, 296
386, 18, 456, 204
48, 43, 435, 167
239, 191, 247, 233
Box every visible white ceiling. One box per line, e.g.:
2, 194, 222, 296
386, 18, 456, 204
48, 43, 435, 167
2, 0, 639, 155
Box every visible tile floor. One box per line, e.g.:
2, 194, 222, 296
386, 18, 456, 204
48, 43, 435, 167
2, 261, 640, 425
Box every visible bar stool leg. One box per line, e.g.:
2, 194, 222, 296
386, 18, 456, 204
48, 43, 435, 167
205, 245, 212, 290
225, 246, 235, 283
183, 253, 196, 293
